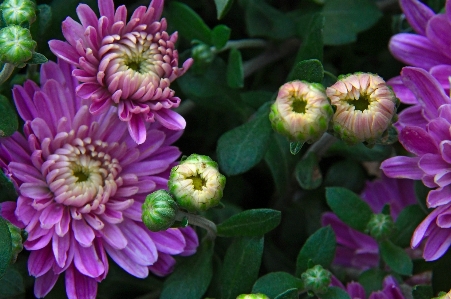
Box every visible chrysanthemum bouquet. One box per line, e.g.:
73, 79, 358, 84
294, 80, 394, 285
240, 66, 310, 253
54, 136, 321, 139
0, 0, 450, 298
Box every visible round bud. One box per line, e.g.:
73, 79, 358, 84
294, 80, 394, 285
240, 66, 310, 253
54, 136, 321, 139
169, 154, 226, 213
142, 190, 178, 232
191, 43, 214, 71
301, 264, 332, 295
366, 213, 394, 241
1, 0, 36, 25
0, 25, 36, 67
236, 294, 270, 299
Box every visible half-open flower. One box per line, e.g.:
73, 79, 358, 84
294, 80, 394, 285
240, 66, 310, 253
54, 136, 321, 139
49, 0, 193, 144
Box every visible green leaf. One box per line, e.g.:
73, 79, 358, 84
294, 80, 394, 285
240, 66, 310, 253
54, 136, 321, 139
27, 52, 48, 64
0, 171, 18, 203
358, 268, 386, 297
211, 25, 231, 49
217, 209, 281, 237
214, 0, 235, 19
414, 181, 430, 214
227, 48, 244, 89
321, 287, 351, 299
412, 285, 433, 299
166, 2, 212, 44
290, 142, 304, 155
291, 13, 324, 68
160, 241, 214, 299
252, 272, 303, 298
289, 59, 324, 83
379, 239, 413, 276
0, 267, 25, 298
325, 187, 373, 232
322, 0, 382, 45
0, 95, 18, 137
240, 90, 274, 110
326, 141, 392, 161
295, 152, 322, 190
240, 0, 296, 39
264, 133, 297, 197
220, 236, 264, 299
391, 205, 425, 248
324, 160, 366, 193
295, 226, 336, 276
217, 102, 273, 176
36, 5, 52, 35
274, 288, 298, 299
0, 217, 12, 279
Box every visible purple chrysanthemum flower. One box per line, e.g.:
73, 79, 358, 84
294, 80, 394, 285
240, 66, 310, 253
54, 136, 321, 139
331, 276, 406, 299
322, 174, 416, 270
48, 0, 193, 145
0, 60, 198, 299
381, 67, 451, 260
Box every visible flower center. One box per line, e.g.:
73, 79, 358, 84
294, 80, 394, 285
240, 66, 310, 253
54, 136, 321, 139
189, 174, 206, 190
46, 137, 122, 210
292, 99, 307, 113
347, 94, 370, 111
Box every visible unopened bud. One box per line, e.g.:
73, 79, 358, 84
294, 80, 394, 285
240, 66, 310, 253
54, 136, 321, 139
169, 154, 226, 213
1, 0, 36, 25
142, 190, 178, 232
269, 80, 333, 144
366, 213, 394, 241
6, 221, 24, 263
433, 290, 451, 299
0, 25, 36, 67
326, 73, 397, 145
191, 43, 214, 73
236, 294, 270, 299
301, 264, 331, 294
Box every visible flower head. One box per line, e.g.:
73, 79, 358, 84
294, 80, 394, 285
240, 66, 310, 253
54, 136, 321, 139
142, 189, 178, 231
301, 265, 331, 294
48, 0, 193, 144
0, 25, 36, 67
269, 80, 333, 143
1, 0, 36, 25
326, 73, 398, 145
169, 154, 226, 213
0, 60, 198, 299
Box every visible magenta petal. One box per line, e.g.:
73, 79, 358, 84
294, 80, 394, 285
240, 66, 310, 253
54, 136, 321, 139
179, 226, 199, 256
72, 219, 95, 247
381, 156, 423, 180
412, 205, 445, 247
399, 126, 438, 155
427, 187, 451, 208
34, 270, 59, 298
418, 154, 448, 175
0, 201, 24, 228
427, 118, 451, 143
427, 14, 451, 61
48, 40, 80, 65
440, 141, 451, 164
387, 76, 417, 104
120, 221, 158, 265
98, 0, 115, 21
423, 226, 451, 261
28, 244, 54, 276
148, 253, 176, 277
400, 0, 435, 35
346, 282, 366, 299
100, 222, 127, 249
53, 232, 71, 268
430, 65, 451, 90
401, 67, 451, 119
154, 109, 186, 131
104, 243, 149, 278
148, 229, 185, 255
65, 265, 98, 299
128, 114, 146, 144
396, 105, 428, 129
74, 243, 105, 278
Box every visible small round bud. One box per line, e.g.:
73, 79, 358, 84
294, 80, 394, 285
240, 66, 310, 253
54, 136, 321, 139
269, 80, 333, 144
0, 25, 36, 67
366, 213, 394, 241
191, 43, 215, 74
142, 190, 178, 231
301, 265, 331, 294
433, 290, 451, 299
1, 0, 36, 25
236, 294, 270, 299
6, 221, 24, 263
326, 73, 397, 145
169, 154, 226, 213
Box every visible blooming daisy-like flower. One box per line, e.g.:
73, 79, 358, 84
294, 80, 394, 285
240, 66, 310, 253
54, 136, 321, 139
269, 80, 333, 144
48, 0, 193, 144
381, 67, 451, 260
322, 174, 416, 270
0, 60, 198, 299
326, 73, 397, 145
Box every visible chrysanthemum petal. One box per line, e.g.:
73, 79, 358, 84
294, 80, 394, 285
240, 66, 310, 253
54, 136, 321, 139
399, 126, 438, 155
65, 265, 98, 299
423, 225, 451, 261
427, 14, 451, 61
381, 156, 423, 180
400, 0, 435, 35
34, 270, 59, 298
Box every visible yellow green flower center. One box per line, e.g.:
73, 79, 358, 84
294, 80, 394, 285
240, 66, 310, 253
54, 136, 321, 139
189, 174, 206, 190
347, 93, 370, 111
292, 99, 307, 113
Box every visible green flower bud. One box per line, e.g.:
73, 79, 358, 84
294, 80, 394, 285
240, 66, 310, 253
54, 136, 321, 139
0, 25, 36, 67
1, 0, 36, 25
169, 154, 226, 213
142, 190, 178, 231
191, 42, 214, 74
236, 294, 270, 299
326, 73, 397, 145
433, 290, 451, 299
269, 80, 333, 144
366, 213, 394, 241
301, 265, 331, 295
6, 221, 24, 263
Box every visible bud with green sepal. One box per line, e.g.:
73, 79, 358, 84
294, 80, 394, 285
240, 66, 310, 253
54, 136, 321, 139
0, 25, 36, 67
236, 294, 270, 299
301, 264, 331, 295
1, 0, 36, 26
326, 72, 398, 145
5, 221, 24, 263
366, 213, 395, 241
191, 41, 214, 74
269, 80, 333, 144
169, 154, 226, 213
142, 190, 178, 232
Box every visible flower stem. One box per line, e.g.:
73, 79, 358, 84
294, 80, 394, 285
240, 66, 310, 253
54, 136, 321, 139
0, 63, 15, 85
303, 132, 337, 159
175, 210, 217, 240
214, 39, 268, 53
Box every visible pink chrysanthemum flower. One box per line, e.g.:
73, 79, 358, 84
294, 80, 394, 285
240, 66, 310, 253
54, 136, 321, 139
48, 0, 193, 144
0, 60, 198, 299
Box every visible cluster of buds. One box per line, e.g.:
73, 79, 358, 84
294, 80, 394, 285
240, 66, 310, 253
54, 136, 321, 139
142, 154, 226, 234
0, 0, 37, 67
269, 72, 398, 146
